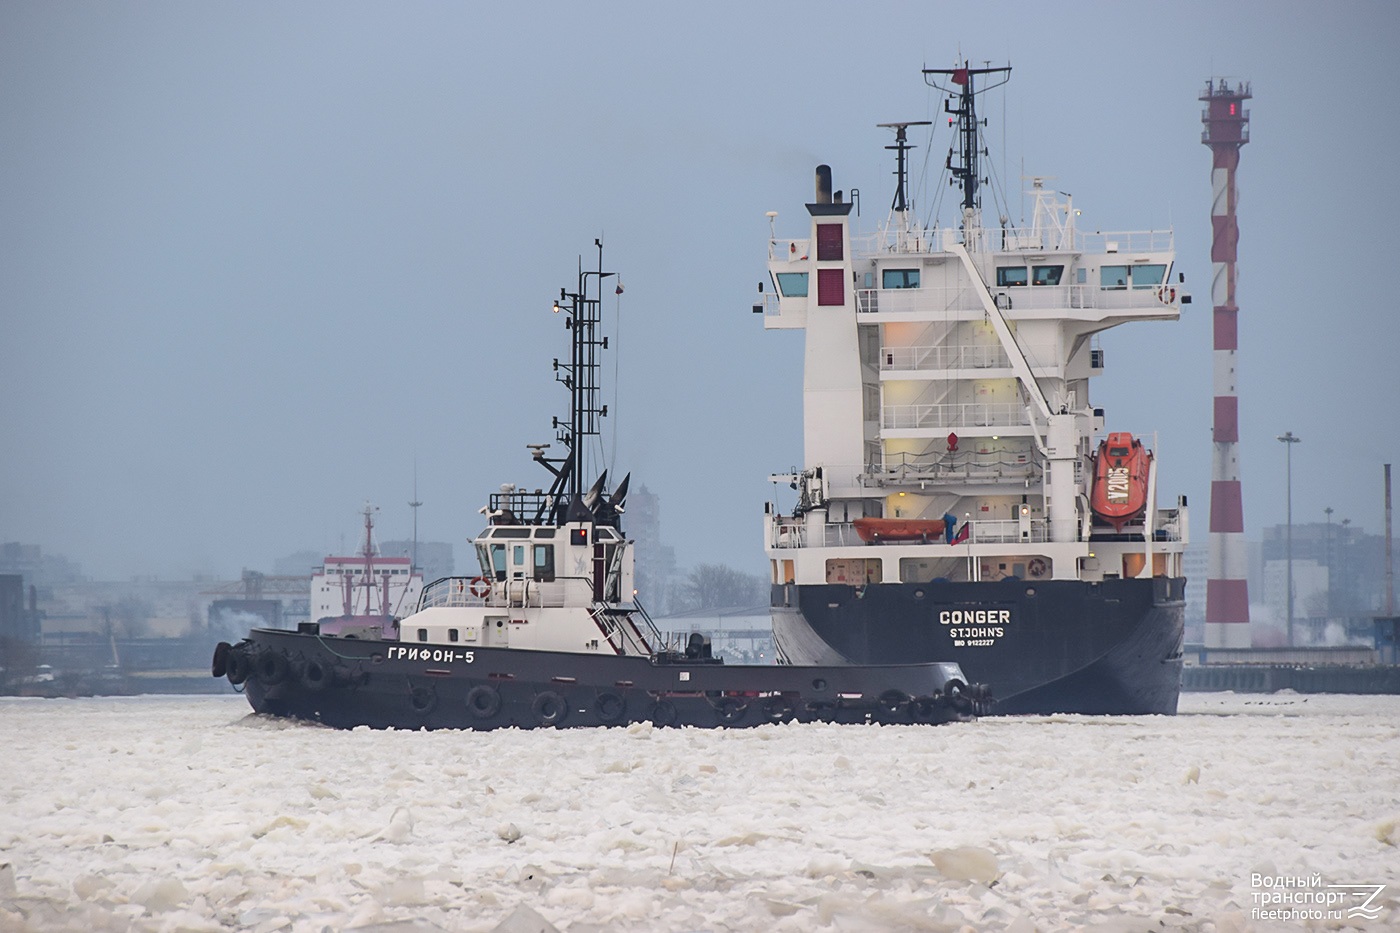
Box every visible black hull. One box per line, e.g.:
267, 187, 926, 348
213, 628, 987, 730
771, 576, 1185, 715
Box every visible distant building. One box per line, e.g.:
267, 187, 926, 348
1255, 520, 1385, 645
626, 485, 678, 613
1, 574, 41, 643
1183, 543, 1208, 644
0, 543, 84, 588
273, 550, 323, 577
379, 540, 454, 582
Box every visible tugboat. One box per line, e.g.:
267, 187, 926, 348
213, 243, 988, 729
756, 63, 1188, 715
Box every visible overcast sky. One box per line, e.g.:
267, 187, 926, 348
3, 1, 1398, 582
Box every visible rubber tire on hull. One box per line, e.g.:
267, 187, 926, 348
713, 697, 747, 725
594, 691, 626, 724
211, 642, 231, 678
532, 691, 568, 727
226, 650, 250, 686
764, 696, 794, 723
910, 696, 941, 724
255, 651, 289, 686
301, 658, 334, 692
878, 689, 910, 715
650, 699, 678, 727
466, 684, 502, 719
410, 686, 437, 716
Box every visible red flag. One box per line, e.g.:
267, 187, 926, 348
951, 523, 970, 545
952, 67, 968, 85
615, 282, 625, 295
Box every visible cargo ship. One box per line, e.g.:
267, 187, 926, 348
756, 63, 1188, 714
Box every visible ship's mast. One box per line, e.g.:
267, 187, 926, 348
878, 120, 932, 248
536, 240, 615, 520
922, 62, 1011, 218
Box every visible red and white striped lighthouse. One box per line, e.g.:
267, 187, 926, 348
1201, 78, 1252, 649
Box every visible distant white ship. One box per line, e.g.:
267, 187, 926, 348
310, 505, 424, 638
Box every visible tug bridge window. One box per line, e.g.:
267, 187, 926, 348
882, 268, 920, 289
1032, 265, 1063, 286
532, 544, 555, 582
775, 272, 809, 297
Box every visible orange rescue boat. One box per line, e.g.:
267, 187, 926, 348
1090, 432, 1152, 532
854, 516, 949, 544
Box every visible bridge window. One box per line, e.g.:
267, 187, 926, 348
1130, 264, 1167, 288
1032, 265, 1063, 286
996, 266, 1028, 287
882, 268, 920, 289
776, 272, 808, 297
532, 544, 555, 582
1100, 265, 1128, 289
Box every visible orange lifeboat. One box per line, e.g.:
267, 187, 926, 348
854, 516, 948, 543
1090, 432, 1152, 532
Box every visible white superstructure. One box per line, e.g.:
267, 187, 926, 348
760, 148, 1189, 593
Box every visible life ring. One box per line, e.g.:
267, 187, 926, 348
594, 691, 626, 724
211, 641, 231, 678
301, 658, 334, 692
409, 685, 437, 716
468, 577, 491, 598
763, 696, 794, 723
650, 699, 678, 727
254, 650, 289, 686
713, 696, 747, 725
465, 684, 502, 719
1156, 285, 1176, 304
531, 690, 568, 727
225, 649, 250, 686
1028, 558, 1048, 578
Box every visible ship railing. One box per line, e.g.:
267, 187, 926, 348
485, 490, 556, 524
883, 402, 1030, 431
959, 519, 1052, 545
419, 575, 605, 611
879, 344, 1012, 371
769, 519, 806, 549
861, 454, 1041, 485
856, 282, 1178, 317
588, 594, 667, 656
1152, 507, 1185, 542
849, 228, 1173, 258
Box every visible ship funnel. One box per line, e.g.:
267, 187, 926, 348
815, 165, 833, 204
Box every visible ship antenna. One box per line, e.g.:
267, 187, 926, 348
922, 61, 1011, 215
877, 121, 932, 215
532, 239, 616, 523
408, 459, 421, 573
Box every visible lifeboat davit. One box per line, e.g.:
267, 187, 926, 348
854, 516, 948, 543
1090, 432, 1152, 532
